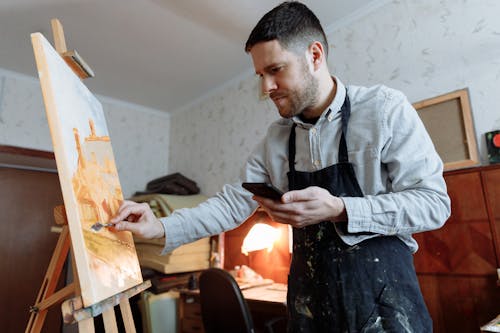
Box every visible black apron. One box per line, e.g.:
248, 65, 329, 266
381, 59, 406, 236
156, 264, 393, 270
286, 93, 432, 333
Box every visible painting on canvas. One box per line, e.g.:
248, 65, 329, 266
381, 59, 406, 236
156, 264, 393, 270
31, 32, 142, 307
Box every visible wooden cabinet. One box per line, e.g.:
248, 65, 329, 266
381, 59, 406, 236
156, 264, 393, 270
414, 164, 500, 332
483, 167, 500, 262
179, 292, 205, 333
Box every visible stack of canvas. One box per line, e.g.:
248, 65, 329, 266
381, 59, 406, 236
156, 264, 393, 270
134, 237, 211, 274
131, 194, 211, 274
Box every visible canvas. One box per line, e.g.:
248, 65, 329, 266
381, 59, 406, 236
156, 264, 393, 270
31, 32, 142, 307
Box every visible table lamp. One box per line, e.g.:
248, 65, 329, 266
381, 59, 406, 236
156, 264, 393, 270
241, 223, 281, 255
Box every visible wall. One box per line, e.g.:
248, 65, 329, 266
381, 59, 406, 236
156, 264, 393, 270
328, 0, 500, 163
169, 77, 279, 195
0, 68, 171, 197
169, 0, 500, 196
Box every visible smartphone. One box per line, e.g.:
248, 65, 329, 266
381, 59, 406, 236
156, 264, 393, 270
242, 182, 284, 200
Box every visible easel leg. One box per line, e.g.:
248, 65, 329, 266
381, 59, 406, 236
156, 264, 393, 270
119, 299, 137, 333
102, 308, 119, 333
25, 225, 71, 333
78, 317, 95, 333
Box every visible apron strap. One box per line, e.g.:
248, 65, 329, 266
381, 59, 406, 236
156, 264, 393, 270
288, 90, 352, 168
289, 123, 297, 172
338, 94, 351, 163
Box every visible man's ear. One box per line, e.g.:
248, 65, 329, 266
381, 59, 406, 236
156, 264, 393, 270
309, 41, 325, 71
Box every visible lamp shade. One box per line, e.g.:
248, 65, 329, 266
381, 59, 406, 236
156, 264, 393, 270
241, 223, 281, 255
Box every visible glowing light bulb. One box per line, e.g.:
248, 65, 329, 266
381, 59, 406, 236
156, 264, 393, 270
241, 223, 281, 255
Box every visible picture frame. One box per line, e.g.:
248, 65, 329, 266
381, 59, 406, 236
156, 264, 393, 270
413, 88, 479, 171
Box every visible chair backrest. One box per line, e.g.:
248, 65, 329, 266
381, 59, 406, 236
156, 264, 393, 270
199, 268, 255, 333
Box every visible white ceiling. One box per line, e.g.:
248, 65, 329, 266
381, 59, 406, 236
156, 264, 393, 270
0, 0, 374, 113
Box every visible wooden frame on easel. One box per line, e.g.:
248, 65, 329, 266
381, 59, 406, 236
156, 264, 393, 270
413, 88, 480, 171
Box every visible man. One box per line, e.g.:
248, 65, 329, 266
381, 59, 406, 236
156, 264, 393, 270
112, 2, 450, 332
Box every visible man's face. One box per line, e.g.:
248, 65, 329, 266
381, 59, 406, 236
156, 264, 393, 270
250, 40, 319, 119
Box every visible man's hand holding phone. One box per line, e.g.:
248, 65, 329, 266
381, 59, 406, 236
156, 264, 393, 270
243, 184, 347, 228
242, 182, 284, 200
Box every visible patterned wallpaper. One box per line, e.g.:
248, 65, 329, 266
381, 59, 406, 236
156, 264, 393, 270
169, 0, 500, 196
169, 77, 279, 195
1, 0, 498, 198
0, 69, 171, 197
329, 0, 500, 161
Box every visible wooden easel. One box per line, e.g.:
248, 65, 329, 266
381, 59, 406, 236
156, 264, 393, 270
25, 205, 151, 333
25, 206, 74, 332
49, 18, 94, 79
25, 19, 151, 332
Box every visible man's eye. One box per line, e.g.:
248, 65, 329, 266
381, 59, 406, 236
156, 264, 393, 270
271, 66, 283, 73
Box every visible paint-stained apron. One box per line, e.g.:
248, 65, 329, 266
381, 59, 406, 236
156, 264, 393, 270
286, 93, 432, 333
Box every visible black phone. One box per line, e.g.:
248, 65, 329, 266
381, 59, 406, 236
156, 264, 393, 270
242, 182, 284, 200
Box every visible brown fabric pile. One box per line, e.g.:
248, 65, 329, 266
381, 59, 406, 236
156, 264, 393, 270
135, 172, 199, 196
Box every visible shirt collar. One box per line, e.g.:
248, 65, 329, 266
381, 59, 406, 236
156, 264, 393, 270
328, 76, 346, 121
292, 76, 346, 128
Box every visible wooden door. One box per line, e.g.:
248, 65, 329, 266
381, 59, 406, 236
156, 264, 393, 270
0, 147, 65, 333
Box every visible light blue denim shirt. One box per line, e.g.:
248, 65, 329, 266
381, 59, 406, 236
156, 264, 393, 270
160, 77, 451, 254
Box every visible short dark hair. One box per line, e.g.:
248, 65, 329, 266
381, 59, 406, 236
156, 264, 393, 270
245, 1, 328, 57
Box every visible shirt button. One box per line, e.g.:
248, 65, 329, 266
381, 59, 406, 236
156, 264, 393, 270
314, 160, 320, 167
327, 115, 333, 122
311, 128, 316, 134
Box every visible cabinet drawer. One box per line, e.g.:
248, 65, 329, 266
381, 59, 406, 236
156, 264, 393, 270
183, 298, 202, 319
181, 317, 205, 333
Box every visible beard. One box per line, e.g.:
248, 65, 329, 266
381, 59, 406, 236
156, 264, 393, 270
270, 60, 319, 119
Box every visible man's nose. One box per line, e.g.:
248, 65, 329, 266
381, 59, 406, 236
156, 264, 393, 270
261, 75, 277, 95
